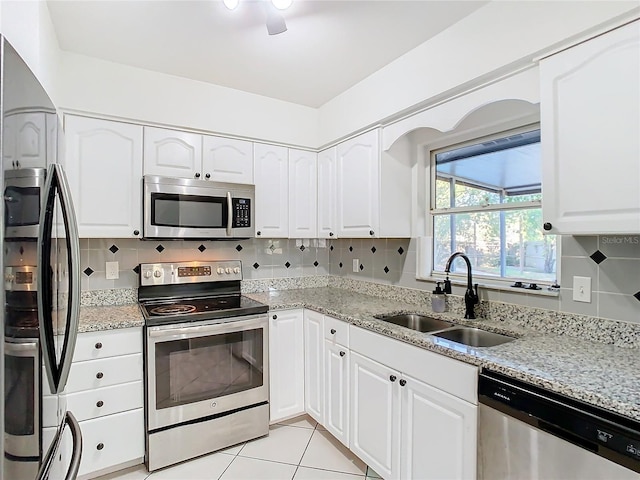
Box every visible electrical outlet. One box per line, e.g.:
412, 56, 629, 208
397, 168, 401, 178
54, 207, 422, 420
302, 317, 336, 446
105, 261, 119, 280
353, 259, 359, 272
572, 276, 591, 303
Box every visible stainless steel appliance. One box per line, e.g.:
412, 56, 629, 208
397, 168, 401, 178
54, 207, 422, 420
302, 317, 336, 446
143, 175, 254, 239
478, 370, 640, 479
1, 38, 83, 480
138, 260, 269, 472
4, 168, 46, 240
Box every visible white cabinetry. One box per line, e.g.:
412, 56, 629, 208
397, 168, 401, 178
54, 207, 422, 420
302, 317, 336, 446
62, 116, 143, 238
349, 326, 477, 480
66, 327, 144, 479
3, 112, 51, 169
289, 149, 317, 238
143, 126, 202, 179
336, 129, 411, 238
317, 147, 337, 239
540, 21, 640, 234
303, 310, 324, 424
324, 316, 350, 447
254, 143, 289, 238
269, 309, 305, 423
202, 135, 254, 184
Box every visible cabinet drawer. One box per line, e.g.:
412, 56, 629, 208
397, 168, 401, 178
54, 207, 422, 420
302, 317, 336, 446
74, 328, 142, 362
66, 381, 143, 422
78, 409, 144, 477
324, 315, 349, 347
66, 354, 143, 393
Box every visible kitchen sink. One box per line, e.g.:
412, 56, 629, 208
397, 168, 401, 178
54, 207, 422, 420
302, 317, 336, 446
431, 327, 515, 347
375, 313, 454, 333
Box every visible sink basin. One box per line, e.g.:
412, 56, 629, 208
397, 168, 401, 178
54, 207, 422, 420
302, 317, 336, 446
376, 314, 454, 333
431, 327, 515, 347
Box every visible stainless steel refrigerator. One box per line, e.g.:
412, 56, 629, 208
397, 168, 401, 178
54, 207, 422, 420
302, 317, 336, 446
1, 37, 83, 480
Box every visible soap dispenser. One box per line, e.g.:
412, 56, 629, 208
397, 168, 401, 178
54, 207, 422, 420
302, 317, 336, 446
431, 282, 446, 313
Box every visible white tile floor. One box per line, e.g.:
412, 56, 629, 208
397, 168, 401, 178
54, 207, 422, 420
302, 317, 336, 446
97, 415, 381, 480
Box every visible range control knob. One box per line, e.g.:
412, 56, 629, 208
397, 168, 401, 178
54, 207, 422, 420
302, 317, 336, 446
225, 267, 232, 274
233, 267, 241, 274
143, 271, 152, 279
153, 270, 162, 278
216, 267, 225, 275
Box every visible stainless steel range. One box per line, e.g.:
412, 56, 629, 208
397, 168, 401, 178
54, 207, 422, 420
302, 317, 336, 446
138, 260, 269, 472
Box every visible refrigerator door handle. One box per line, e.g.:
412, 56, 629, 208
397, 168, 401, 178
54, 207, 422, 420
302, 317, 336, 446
35, 411, 83, 480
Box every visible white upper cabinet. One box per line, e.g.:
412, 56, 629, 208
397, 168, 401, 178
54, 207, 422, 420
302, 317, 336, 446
289, 148, 317, 238
202, 136, 254, 184
3, 112, 49, 170
336, 130, 380, 238
143, 126, 201, 179
540, 21, 640, 234
63, 115, 143, 238
254, 143, 289, 238
317, 147, 337, 239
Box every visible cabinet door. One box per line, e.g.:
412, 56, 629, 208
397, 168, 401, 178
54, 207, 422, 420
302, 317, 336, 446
3, 114, 17, 169
269, 310, 304, 423
14, 112, 47, 169
143, 126, 202, 179
540, 21, 640, 234
400, 374, 477, 480
336, 129, 380, 238
254, 143, 289, 238
289, 149, 317, 238
63, 116, 143, 237
317, 147, 337, 239
324, 340, 349, 447
304, 310, 324, 424
350, 351, 400, 479
202, 135, 253, 184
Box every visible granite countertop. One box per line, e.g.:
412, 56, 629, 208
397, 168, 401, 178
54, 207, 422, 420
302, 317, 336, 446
79, 304, 144, 332
245, 287, 640, 423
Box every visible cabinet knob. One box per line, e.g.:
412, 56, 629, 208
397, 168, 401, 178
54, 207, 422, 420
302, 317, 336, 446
133, 229, 140, 236
16, 161, 20, 168
329, 232, 334, 237
543, 222, 552, 231
95, 342, 102, 349
195, 172, 201, 178
330, 329, 336, 334
399, 379, 406, 387
205, 173, 211, 179
369, 230, 375, 236
96, 443, 104, 451
339, 351, 346, 357
257, 231, 262, 236
96, 400, 104, 408
272, 314, 277, 320
389, 375, 397, 382
96, 372, 104, 379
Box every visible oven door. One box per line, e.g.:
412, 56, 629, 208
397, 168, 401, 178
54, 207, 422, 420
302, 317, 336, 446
146, 314, 268, 431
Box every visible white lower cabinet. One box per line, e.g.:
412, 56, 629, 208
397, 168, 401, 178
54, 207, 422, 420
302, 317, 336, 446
324, 340, 350, 447
304, 310, 324, 424
269, 309, 305, 423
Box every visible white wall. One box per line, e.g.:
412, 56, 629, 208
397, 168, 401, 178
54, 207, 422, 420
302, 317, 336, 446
317, 1, 640, 146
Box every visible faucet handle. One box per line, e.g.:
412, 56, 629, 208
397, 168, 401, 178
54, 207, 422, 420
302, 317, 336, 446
472, 283, 479, 303
443, 277, 452, 294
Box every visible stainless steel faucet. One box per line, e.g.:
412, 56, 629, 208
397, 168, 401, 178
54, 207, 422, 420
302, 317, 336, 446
443, 252, 479, 319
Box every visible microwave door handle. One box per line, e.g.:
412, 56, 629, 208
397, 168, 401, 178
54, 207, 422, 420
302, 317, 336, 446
226, 191, 233, 236
37, 164, 59, 395
54, 164, 81, 393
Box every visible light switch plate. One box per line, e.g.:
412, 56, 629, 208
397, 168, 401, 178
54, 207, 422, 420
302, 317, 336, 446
572, 276, 591, 303
105, 261, 119, 280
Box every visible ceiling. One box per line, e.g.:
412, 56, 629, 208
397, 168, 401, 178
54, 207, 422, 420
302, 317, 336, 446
46, 0, 488, 108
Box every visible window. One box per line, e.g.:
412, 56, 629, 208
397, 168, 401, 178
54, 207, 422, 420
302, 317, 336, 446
431, 127, 557, 284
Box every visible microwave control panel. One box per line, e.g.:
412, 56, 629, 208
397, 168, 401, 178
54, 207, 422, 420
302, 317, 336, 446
232, 198, 251, 228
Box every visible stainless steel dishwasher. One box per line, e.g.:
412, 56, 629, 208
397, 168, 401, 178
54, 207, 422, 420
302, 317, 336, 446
478, 370, 640, 480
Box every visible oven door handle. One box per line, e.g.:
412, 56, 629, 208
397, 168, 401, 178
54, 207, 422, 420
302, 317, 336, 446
148, 316, 265, 338
226, 191, 233, 237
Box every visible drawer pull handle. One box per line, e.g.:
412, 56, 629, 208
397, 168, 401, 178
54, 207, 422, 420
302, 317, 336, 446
399, 379, 407, 387
96, 400, 104, 408
339, 351, 345, 357
330, 329, 336, 334
272, 315, 277, 320
389, 375, 397, 382
95, 342, 102, 349
97, 443, 104, 451
96, 372, 104, 379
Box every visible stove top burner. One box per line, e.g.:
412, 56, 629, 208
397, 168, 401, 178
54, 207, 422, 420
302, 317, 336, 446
149, 304, 197, 316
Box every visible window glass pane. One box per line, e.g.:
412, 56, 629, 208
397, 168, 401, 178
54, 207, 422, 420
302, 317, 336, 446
435, 178, 451, 209
453, 182, 501, 208
433, 208, 556, 282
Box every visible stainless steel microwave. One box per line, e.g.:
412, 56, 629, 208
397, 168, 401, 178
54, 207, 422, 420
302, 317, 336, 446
4, 168, 46, 240
143, 175, 255, 239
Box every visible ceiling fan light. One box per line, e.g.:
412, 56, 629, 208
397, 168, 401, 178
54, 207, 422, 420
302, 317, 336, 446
271, 0, 292, 10
223, 0, 239, 10
266, 12, 287, 35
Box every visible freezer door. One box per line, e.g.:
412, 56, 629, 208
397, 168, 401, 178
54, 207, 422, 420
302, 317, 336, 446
36, 411, 82, 480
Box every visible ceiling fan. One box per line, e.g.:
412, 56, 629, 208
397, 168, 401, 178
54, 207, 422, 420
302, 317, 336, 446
223, 0, 292, 35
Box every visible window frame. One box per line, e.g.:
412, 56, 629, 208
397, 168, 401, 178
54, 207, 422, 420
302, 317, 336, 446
427, 123, 558, 287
